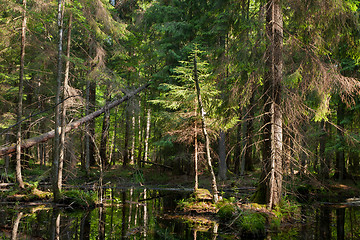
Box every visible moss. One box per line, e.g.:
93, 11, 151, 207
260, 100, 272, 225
217, 203, 236, 221
237, 210, 266, 237
61, 189, 97, 209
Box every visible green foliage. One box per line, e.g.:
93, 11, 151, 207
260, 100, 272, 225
62, 189, 97, 208
132, 169, 144, 184
270, 196, 301, 230
237, 210, 266, 237
217, 203, 236, 221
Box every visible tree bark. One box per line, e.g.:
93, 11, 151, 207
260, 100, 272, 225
100, 96, 110, 166
234, 117, 242, 175
255, 0, 283, 209
143, 108, 151, 163
137, 99, 143, 167
335, 101, 346, 180
0, 83, 150, 157
58, 12, 72, 193
123, 103, 130, 166
11, 212, 23, 240
267, 0, 283, 209
194, 53, 219, 203
319, 120, 329, 179
52, 0, 64, 202
194, 104, 199, 190
218, 129, 227, 180
245, 92, 255, 171
15, 0, 27, 189
89, 81, 96, 166
130, 106, 136, 165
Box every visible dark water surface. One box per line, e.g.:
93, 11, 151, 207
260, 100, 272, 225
1, 188, 360, 239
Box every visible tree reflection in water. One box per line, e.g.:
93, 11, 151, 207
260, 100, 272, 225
1, 189, 360, 239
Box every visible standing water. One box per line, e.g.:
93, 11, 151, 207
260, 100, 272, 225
1, 188, 360, 239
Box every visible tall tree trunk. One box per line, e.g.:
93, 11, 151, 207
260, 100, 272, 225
89, 81, 96, 166
16, 0, 27, 189
194, 104, 199, 190
85, 80, 91, 175
319, 120, 329, 179
194, 54, 219, 203
137, 100, 143, 167
233, 118, 242, 175
131, 107, 136, 165
255, 0, 283, 209
5, 133, 10, 178
218, 129, 227, 180
335, 101, 346, 180
267, 0, 283, 209
58, 12, 72, 192
53, 0, 64, 202
143, 108, 151, 163
245, 92, 255, 171
123, 103, 130, 166
100, 95, 110, 167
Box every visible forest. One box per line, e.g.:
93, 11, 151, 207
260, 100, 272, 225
0, 0, 360, 239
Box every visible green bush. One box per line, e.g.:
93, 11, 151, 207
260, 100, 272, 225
237, 210, 266, 237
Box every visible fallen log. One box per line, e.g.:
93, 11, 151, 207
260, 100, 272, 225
0, 83, 150, 157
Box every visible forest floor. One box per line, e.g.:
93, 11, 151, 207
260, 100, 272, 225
1, 163, 360, 205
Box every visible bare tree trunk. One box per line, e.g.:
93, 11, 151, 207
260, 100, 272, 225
100, 95, 110, 167
58, 12, 72, 192
193, 54, 219, 203
85, 80, 91, 175
16, 0, 27, 189
255, 0, 283, 208
89, 81, 96, 166
143, 108, 151, 163
234, 118, 242, 175
123, 104, 130, 166
319, 120, 329, 179
137, 100, 143, 167
131, 107, 136, 165
5, 133, 10, 177
53, 0, 64, 202
194, 104, 199, 190
11, 212, 23, 240
335, 101, 346, 180
267, 0, 283, 209
218, 129, 227, 180
245, 93, 255, 171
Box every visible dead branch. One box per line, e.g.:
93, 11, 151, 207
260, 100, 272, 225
0, 83, 150, 157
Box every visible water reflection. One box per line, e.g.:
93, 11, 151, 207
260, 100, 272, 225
1, 190, 360, 239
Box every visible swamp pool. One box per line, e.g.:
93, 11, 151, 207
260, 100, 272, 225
1, 188, 360, 239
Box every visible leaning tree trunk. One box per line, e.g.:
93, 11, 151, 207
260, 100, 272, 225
53, 0, 64, 202
193, 54, 219, 203
15, 0, 27, 189
0, 83, 150, 157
